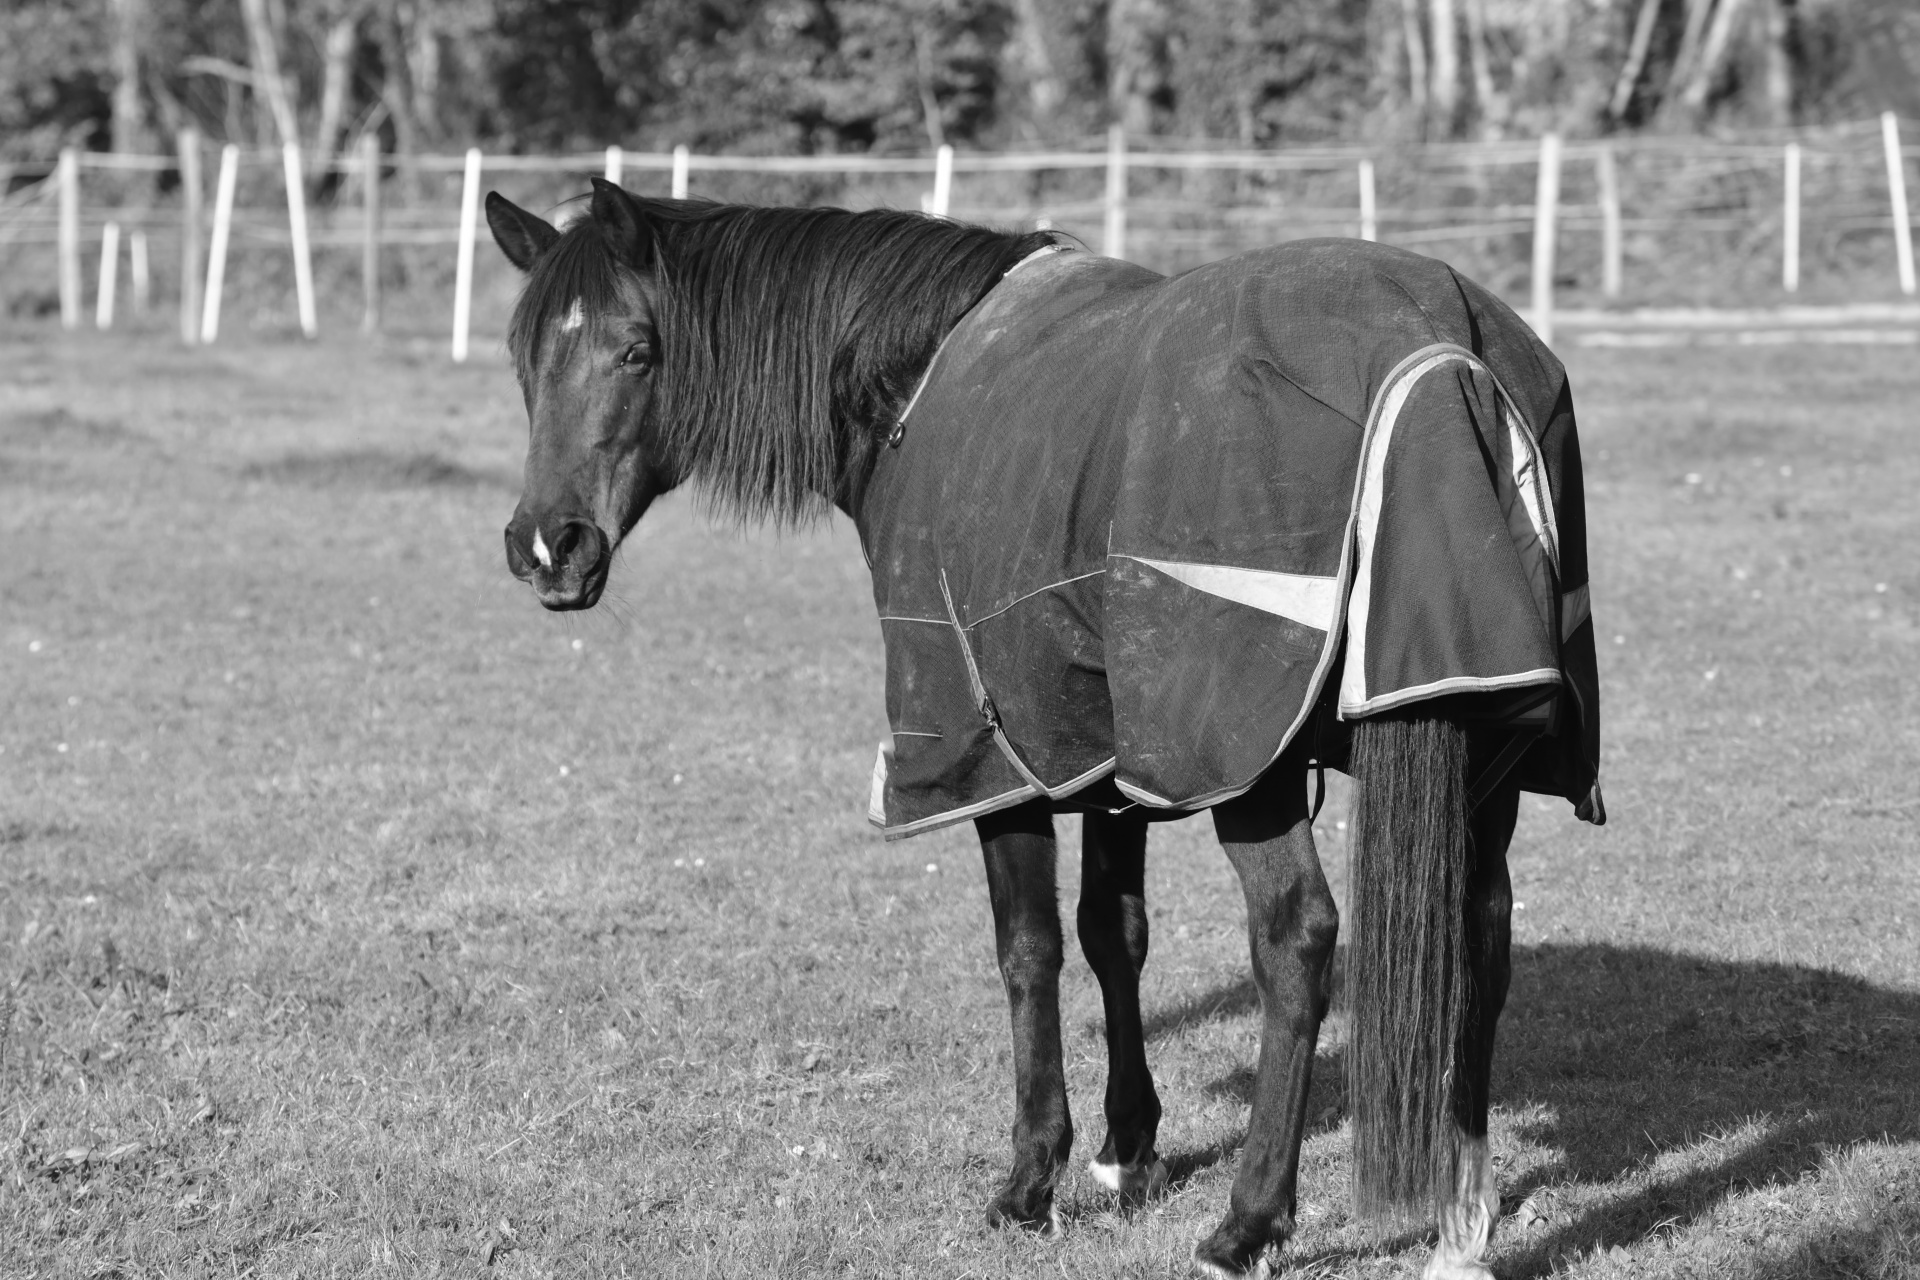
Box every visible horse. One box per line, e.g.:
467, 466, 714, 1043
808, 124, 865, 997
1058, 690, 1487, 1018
482, 178, 1605, 1279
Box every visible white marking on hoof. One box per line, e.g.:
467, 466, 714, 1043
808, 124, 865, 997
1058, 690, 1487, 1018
1190, 1248, 1270, 1280
1424, 1134, 1499, 1280
1042, 1203, 1064, 1239
1089, 1155, 1169, 1202
531, 527, 552, 569
560, 298, 585, 332
1422, 1258, 1495, 1280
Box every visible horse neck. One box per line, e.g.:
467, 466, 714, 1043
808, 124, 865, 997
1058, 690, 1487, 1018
819, 217, 1052, 505
656, 207, 1047, 525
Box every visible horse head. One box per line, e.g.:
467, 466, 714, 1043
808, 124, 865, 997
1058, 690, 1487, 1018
486, 180, 674, 611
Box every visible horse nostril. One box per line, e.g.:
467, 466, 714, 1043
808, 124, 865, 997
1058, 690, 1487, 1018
504, 526, 535, 579
551, 519, 605, 573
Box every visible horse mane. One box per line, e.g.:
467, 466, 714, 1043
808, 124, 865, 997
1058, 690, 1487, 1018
508, 195, 1056, 526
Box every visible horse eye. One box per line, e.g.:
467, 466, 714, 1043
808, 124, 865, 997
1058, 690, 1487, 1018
620, 342, 652, 371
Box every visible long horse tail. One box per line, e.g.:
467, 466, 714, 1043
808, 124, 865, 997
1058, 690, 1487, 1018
1347, 712, 1471, 1226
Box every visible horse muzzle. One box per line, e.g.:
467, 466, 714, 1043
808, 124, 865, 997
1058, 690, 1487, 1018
505, 515, 610, 611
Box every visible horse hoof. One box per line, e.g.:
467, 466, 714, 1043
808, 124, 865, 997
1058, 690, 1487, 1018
1191, 1221, 1271, 1279
1422, 1258, 1495, 1280
1190, 1247, 1270, 1280
986, 1196, 1064, 1239
1088, 1154, 1169, 1205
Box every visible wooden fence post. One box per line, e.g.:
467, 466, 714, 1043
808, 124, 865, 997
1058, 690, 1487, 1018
282, 142, 318, 337
129, 229, 149, 313
671, 145, 690, 200
930, 144, 953, 217
1358, 159, 1377, 241
1597, 144, 1622, 298
1531, 132, 1562, 347
451, 146, 483, 363
95, 221, 120, 329
361, 133, 382, 334
1103, 125, 1127, 260
1782, 141, 1801, 293
177, 128, 203, 344
605, 145, 623, 185
57, 148, 81, 331
201, 143, 239, 343
1883, 111, 1915, 296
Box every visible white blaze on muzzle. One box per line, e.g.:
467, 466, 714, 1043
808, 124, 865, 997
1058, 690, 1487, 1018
531, 527, 553, 569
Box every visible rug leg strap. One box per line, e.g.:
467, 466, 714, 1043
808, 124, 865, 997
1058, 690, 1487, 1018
1467, 728, 1538, 810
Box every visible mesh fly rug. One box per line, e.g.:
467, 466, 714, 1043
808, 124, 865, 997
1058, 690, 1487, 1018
857, 238, 1603, 838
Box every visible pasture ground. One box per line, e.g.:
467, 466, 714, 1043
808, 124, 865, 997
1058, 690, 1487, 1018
1, 321, 1916, 1279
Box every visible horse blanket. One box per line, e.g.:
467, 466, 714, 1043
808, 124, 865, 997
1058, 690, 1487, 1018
855, 238, 1602, 839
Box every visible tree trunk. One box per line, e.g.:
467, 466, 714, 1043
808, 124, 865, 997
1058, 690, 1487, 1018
1429, 0, 1459, 136
410, 0, 442, 142
1463, 0, 1502, 135
108, 0, 149, 153
240, 0, 300, 147
1761, 0, 1793, 125
1401, 0, 1430, 125
1369, 0, 1407, 120
314, 8, 360, 165
1665, 0, 1718, 102
1610, 0, 1663, 120
376, 0, 419, 194
1680, 0, 1751, 112
1107, 0, 1171, 135
1010, 0, 1066, 130
913, 25, 946, 150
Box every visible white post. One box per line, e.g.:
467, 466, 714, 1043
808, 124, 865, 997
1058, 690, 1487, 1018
1597, 144, 1622, 298
1531, 132, 1562, 347
361, 132, 382, 333
177, 128, 204, 344
130, 229, 149, 313
282, 142, 318, 338
57, 148, 81, 331
1783, 141, 1801, 293
1882, 111, 1915, 296
1358, 159, 1377, 241
671, 145, 690, 200
930, 144, 953, 217
604, 145, 623, 185
451, 145, 483, 363
95, 221, 121, 329
200, 143, 240, 344
1103, 125, 1127, 260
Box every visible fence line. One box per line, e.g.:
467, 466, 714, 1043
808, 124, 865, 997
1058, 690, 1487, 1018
5, 113, 1916, 358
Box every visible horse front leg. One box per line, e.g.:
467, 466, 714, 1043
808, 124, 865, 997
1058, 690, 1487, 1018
1077, 809, 1167, 1203
1425, 784, 1519, 1280
977, 800, 1073, 1234
1194, 764, 1339, 1278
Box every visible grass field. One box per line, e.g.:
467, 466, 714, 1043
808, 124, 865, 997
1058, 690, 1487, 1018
2, 319, 1916, 1279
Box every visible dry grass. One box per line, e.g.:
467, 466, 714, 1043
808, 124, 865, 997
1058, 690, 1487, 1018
0, 322, 1915, 1279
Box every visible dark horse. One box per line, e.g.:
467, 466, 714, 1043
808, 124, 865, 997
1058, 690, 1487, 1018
484, 180, 1604, 1279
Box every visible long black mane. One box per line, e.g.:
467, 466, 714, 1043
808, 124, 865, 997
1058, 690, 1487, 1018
509, 194, 1056, 524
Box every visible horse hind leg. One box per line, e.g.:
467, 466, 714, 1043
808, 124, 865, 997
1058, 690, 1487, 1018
1425, 783, 1518, 1280
976, 800, 1073, 1236
1076, 809, 1167, 1205
1193, 762, 1339, 1277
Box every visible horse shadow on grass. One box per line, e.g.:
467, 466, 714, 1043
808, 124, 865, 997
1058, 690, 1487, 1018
1135, 942, 1920, 1275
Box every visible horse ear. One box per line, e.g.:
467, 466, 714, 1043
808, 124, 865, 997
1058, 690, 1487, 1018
486, 192, 559, 273
588, 177, 653, 269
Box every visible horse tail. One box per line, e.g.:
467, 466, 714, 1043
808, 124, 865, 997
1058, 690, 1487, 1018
1347, 712, 1471, 1225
